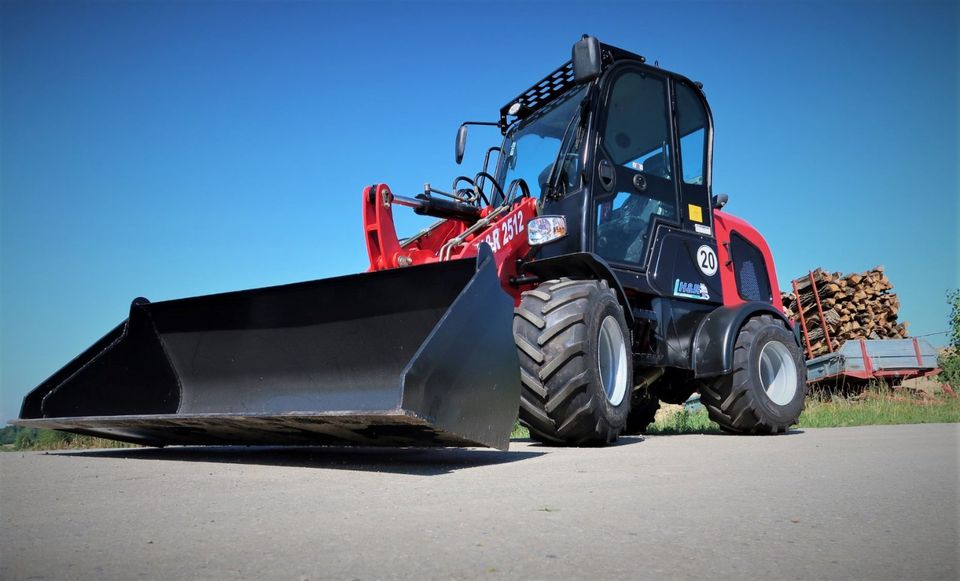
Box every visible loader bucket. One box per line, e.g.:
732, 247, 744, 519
15, 249, 521, 450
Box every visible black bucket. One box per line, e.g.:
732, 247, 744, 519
15, 249, 520, 449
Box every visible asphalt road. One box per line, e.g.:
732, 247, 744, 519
2, 423, 958, 580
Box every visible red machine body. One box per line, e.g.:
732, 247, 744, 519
363, 183, 537, 303
713, 208, 785, 312
364, 183, 786, 316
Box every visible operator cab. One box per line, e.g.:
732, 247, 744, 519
492, 37, 717, 300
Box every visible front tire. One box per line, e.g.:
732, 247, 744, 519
513, 279, 632, 445
701, 314, 805, 434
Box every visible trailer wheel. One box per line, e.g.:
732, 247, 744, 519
701, 315, 805, 434
513, 279, 632, 445
623, 392, 659, 435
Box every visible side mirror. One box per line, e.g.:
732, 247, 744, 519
455, 124, 468, 165
572, 35, 602, 84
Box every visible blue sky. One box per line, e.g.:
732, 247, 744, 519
1, 0, 957, 420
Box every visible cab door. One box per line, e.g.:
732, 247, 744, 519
591, 66, 679, 272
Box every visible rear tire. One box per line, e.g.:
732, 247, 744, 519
701, 314, 806, 434
513, 279, 632, 445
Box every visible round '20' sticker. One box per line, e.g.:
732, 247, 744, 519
697, 245, 718, 277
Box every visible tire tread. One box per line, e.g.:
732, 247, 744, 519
514, 279, 630, 446
701, 316, 805, 435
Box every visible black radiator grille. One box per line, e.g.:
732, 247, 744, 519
731, 233, 772, 302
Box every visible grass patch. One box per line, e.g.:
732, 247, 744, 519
647, 390, 960, 434
511, 422, 530, 439
510, 389, 960, 440
646, 407, 720, 435
646, 391, 960, 435
2, 426, 138, 451
797, 391, 960, 428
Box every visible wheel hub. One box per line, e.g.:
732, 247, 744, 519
598, 316, 628, 406
758, 341, 798, 406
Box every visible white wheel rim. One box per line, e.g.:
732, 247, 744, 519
758, 341, 798, 406
598, 316, 628, 406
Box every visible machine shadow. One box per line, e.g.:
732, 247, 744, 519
643, 428, 806, 437
517, 434, 648, 448
56, 445, 544, 476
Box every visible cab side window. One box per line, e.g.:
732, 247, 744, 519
675, 82, 712, 227
676, 82, 707, 185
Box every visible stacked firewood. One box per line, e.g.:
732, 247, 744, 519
781, 266, 909, 357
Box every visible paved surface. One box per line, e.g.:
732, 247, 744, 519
2, 423, 958, 580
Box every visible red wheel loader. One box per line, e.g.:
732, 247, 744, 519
14, 36, 806, 450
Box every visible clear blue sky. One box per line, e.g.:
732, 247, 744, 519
1, 0, 957, 421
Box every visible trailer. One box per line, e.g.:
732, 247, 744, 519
805, 337, 940, 385
791, 271, 940, 386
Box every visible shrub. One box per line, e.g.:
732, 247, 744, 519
937, 290, 960, 387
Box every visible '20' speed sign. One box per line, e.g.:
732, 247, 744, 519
697, 245, 718, 277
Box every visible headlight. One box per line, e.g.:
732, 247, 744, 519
527, 216, 567, 246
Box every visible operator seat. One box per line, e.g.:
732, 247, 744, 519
641, 151, 670, 179
595, 150, 674, 263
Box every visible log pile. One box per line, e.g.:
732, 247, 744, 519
781, 266, 909, 357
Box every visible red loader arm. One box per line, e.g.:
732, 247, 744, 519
362, 184, 538, 302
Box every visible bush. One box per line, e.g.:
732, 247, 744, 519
938, 290, 960, 387
8, 427, 84, 450
0, 426, 19, 445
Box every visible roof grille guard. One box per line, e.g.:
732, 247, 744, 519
498, 61, 576, 131
498, 42, 646, 133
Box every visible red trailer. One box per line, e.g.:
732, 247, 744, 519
792, 272, 941, 386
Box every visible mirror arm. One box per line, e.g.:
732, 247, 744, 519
455, 121, 500, 165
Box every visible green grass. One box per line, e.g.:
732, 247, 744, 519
511, 422, 530, 439
511, 391, 960, 439
646, 407, 720, 435
797, 392, 960, 428
649, 392, 960, 435
3, 426, 138, 451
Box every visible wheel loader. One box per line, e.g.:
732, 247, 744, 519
15, 36, 806, 450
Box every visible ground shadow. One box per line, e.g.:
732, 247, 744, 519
54, 445, 544, 476
644, 428, 806, 437
516, 434, 647, 448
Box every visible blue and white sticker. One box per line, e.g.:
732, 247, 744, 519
674, 279, 710, 300
696, 245, 718, 277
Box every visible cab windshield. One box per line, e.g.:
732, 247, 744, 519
496, 85, 589, 204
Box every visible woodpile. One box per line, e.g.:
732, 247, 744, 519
781, 266, 909, 357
